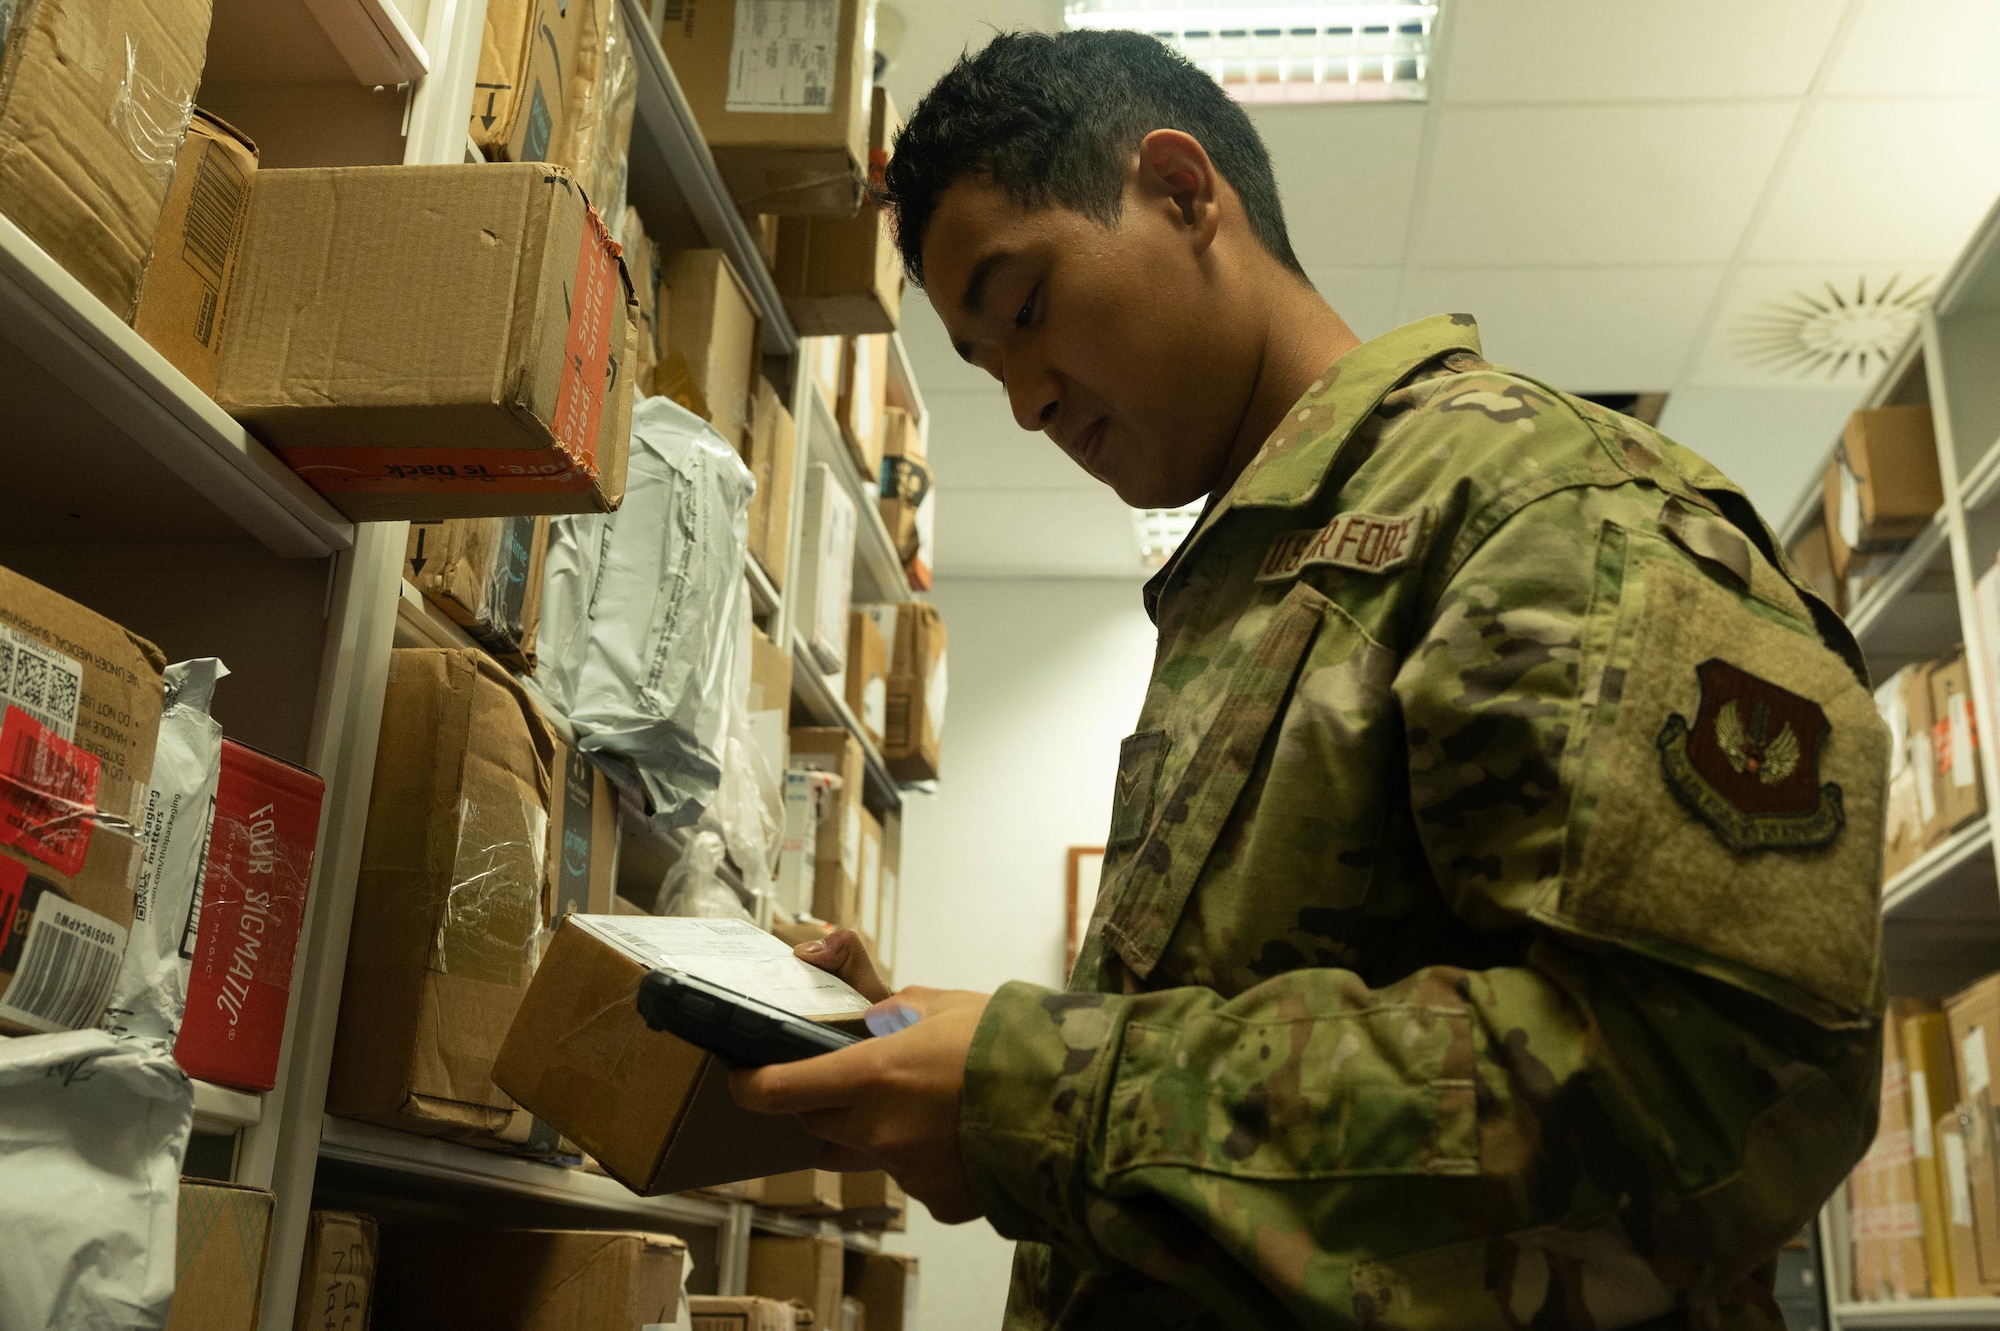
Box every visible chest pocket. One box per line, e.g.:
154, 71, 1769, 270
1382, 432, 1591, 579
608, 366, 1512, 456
1101, 580, 1330, 980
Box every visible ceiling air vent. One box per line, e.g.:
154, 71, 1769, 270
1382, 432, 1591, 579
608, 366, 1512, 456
1730, 274, 1934, 381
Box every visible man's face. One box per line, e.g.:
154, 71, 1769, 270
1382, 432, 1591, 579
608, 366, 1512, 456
921, 173, 1262, 509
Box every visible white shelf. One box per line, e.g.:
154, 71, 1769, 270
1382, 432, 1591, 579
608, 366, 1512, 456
0, 211, 350, 559
191, 1079, 265, 1134
1835, 1298, 2000, 1327
1849, 515, 1952, 647
1882, 816, 1995, 918
1959, 433, 2000, 512
621, 0, 796, 355
790, 630, 902, 811
885, 332, 929, 437
746, 552, 781, 620
319, 1115, 733, 1229
807, 384, 913, 607
749, 1209, 884, 1253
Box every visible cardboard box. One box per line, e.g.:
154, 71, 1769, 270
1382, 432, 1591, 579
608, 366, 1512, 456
663, 248, 763, 453
623, 207, 661, 394
292, 1210, 378, 1331
1904, 1005, 1965, 1297
218, 164, 637, 520
755, 1168, 843, 1214
132, 111, 257, 396
860, 603, 947, 782
377, 1227, 684, 1329
838, 335, 889, 482
470, 0, 592, 164
878, 408, 930, 568
801, 466, 857, 674
1843, 407, 1942, 550
656, 0, 871, 215
777, 768, 836, 920
175, 740, 326, 1092
808, 337, 844, 410
407, 517, 553, 672
0, 0, 211, 320
688, 1296, 799, 1331
844, 1252, 918, 1331
612, 893, 649, 916
326, 649, 556, 1139
1927, 648, 1985, 843
748, 379, 798, 592
1852, 1002, 1934, 1299
545, 745, 618, 928
839, 1172, 906, 1233
0, 564, 165, 1036
746, 1235, 843, 1331
774, 88, 904, 336
791, 728, 865, 928
876, 808, 901, 976
857, 806, 882, 945
1946, 972, 2000, 1287
165, 1180, 273, 1331
844, 611, 888, 747
494, 913, 871, 1193
1942, 1105, 2000, 1296
842, 1296, 865, 1331
557, 0, 637, 215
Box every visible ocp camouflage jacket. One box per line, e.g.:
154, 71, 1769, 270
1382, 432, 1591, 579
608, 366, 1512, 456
961, 314, 1888, 1331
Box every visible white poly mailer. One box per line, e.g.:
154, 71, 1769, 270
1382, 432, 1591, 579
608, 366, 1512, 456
571, 395, 755, 830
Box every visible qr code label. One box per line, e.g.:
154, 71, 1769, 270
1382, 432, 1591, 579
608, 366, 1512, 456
0, 624, 83, 740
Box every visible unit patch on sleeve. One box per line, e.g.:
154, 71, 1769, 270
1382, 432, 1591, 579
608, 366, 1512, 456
1657, 658, 1844, 853
1256, 510, 1424, 583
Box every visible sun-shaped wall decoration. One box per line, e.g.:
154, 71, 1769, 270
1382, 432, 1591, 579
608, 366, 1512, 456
1730, 273, 1936, 381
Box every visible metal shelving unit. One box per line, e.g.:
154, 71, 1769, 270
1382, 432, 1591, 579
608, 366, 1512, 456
1803, 195, 2000, 1329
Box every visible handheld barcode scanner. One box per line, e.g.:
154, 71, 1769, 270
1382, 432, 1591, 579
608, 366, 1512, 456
637, 969, 862, 1066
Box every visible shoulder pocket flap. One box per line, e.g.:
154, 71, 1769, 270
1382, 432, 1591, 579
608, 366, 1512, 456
1103, 580, 1330, 980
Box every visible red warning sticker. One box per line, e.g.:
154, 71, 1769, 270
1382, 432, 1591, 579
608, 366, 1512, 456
0, 706, 100, 876
0, 854, 24, 944
550, 204, 622, 476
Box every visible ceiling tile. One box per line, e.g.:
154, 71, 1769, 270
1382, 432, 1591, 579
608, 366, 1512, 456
1437, 0, 1840, 103
1686, 263, 1943, 388
1826, 0, 2000, 96
1655, 385, 1863, 522
1397, 265, 1722, 391
935, 488, 1148, 577
925, 390, 1100, 491
1750, 98, 2000, 264
1308, 267, 1406, 341
1413, 103, 1795, 265
1251, 104, 1426, 267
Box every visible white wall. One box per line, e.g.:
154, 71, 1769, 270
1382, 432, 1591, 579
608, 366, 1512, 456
1654, 383, 1863, 524
879, 575, 1158, 1330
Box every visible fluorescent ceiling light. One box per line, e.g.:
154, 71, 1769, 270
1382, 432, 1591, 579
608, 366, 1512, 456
1133, 503, 1207, 567
1065, 2, 1436, 104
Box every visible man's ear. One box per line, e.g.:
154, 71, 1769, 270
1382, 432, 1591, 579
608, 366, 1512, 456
1135, 128, 1221, 254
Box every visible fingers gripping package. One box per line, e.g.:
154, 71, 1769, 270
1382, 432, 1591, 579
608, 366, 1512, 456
569, 395, 755, 830
0, 565, 166, 1036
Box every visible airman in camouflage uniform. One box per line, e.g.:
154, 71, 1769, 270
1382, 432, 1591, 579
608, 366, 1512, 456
959, 314, 1888, 1329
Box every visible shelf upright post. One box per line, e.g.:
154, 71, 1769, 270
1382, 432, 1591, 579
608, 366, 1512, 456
719, 1200, 755, 1296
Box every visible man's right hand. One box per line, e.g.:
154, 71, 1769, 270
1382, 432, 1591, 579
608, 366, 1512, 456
794, 928, 892, 1004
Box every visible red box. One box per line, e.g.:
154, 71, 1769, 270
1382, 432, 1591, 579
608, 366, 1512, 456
174, 740, 325, 1092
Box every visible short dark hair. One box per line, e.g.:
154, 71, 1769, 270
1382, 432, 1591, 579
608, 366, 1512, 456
880, 29, 1305, 288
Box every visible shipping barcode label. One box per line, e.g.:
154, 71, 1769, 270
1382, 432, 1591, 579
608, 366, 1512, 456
1966, 1028, 1991, 1098
1947, 1128, 1975, 1226
1912, 1071, 1935, 1158
726, 0, 839, 114
0, 624, 82, 740
0, 706, 101, 875
0, 893, 126, 1032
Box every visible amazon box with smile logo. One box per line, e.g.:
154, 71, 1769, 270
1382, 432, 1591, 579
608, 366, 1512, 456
217, 163, 636, 520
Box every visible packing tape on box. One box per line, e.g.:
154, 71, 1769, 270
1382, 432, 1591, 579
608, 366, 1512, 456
436, 793, 549, 982
107, 29, 192, 175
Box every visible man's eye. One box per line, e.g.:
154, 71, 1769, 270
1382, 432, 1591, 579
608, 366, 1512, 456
1015, 289, 1036, 329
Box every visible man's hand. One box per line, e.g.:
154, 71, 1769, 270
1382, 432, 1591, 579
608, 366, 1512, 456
791, 928, 892, 1004
732, 932, 989, 1224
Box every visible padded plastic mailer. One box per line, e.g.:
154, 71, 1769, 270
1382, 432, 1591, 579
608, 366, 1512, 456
571, 395, 754, 830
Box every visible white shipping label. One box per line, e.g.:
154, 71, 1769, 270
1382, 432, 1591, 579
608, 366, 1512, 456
1965, 1027, 1991, 1098
1915, 733, 1939, 824
928, 649, 949, 736
726, 0, 840, 114
862, 676, 887, 738
577, 915, 869, 1015
1912, 1071, 1935, 1158
0, 895, 128, 1033
1877, 675, 1909, 778
1947, 1127, 1975, 1226
0, 624, 84, 740
1951, 691, 1977, 788
1837, 458, 1863, 549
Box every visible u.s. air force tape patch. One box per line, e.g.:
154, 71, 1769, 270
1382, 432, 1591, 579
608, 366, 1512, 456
1256, 510, 1424, 582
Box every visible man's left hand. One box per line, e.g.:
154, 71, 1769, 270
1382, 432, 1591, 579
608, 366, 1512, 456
728, 986, 991, 1223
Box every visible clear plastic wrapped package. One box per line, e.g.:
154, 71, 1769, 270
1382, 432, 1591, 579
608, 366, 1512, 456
654, 828, 749, 921
571, 395, 755, 830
